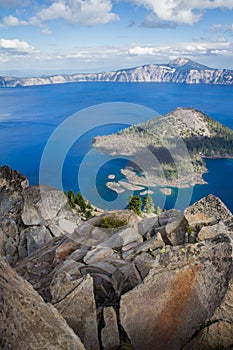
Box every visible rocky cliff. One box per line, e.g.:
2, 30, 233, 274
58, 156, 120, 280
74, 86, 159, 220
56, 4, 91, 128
0, 58, 233, 87
0, 166, 233, 349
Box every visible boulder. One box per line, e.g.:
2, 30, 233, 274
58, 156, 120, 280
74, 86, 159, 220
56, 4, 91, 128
0, 166, 28, 220
184, 321, 233, 350
197, 221, 229, 241
165, 214, 188, 245
184, 194, 233, 228
54, 274, 99, 350
120, 234, 232, 350
0, 218, 19, 263
0, 257, 86, 350
84, 246, 115, 265
134, 252, 157, 280
101, 307, 120, 350
16, 235, 68, 300
50, 270, 83, 304
21, 225, 53, 255
158, 209, 182, 226
137, 216, 159, 236
112, 262, 142, 296
72, 210, 140, 249
135, 232, 165, 255
184, 278, 233, 349
21, 185, 68, 226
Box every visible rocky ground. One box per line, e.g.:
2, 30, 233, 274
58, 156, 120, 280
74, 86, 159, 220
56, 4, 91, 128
0, 165, 233, 350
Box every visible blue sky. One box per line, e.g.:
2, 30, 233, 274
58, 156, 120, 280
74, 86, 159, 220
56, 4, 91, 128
0, 0, 233, 75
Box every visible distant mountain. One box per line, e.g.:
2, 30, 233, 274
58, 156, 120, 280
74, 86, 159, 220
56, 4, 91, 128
0, 57, 233, 87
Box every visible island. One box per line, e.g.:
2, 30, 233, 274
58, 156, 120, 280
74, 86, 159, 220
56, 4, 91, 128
106, 181, 125, 193
93, 108, 233, 189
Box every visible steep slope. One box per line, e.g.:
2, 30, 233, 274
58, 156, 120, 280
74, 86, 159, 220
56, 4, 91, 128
0, 57, 233, 87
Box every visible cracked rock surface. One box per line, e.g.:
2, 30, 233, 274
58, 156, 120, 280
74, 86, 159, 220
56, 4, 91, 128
0, 167, 233, 350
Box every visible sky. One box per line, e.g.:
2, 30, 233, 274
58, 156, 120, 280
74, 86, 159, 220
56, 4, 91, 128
0, 0, 233, 75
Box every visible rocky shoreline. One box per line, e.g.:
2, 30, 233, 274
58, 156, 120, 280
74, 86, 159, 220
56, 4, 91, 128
1, 165, 233, 349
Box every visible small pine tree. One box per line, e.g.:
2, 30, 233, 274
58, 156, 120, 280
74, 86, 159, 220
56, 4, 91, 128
156, 205, 162, 215
128, 195, 142, 215
75, 192, 86, 212
67, 190, 76, 208
143, 195, 155, 213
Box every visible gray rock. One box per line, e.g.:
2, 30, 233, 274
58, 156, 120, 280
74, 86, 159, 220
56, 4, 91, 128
135, 232, 165, 255
138, 216, 159, 236
18, 244, 28, 259
58, 218, 78, 234
16, 235, 68, 300
4, 238, 17, 256
101, 307, 120, 350
134, 253, 157, 280
119, 227, 143, 247
21, 185, 67, 226
81, 261, 116, 277
184, 278, 233, 349
184, 194, 233, 228
120, 234, 232, 350
84, 246, 115, 265
0, 256, 86, 350
50, 270, 83, 303
72, 210, 140, 249
112, 263, 142, 296
68, 246, 90, 261
21, 225, 53, 256
0, 166, 28, 220
0, 218, 19, 262
54, 274, 99, 350
184, 321, 233, 350
165, 214, 188, 245
158, 209, 182, 226
54, 259, 85, 277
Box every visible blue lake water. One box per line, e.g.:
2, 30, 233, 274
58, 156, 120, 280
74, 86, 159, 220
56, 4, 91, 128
0, 82, 232, 212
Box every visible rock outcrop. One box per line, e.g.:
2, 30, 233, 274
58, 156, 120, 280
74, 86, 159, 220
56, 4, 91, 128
1, 166, 233, 349
0, 166, 81, 265
120, 234, 232, 350
15, 196, 233, 349
1, 58, 232, 87
0, 256, 86, 350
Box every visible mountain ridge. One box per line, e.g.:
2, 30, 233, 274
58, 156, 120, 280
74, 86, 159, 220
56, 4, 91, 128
1, 57, 233, 87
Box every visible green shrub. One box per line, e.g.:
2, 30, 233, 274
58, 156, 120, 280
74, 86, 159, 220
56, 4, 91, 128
95, 214, 128, 229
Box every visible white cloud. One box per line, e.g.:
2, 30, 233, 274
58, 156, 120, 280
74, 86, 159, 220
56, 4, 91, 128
211, 23, 223, 32
212, 23, 233, 33
141, 14, 177, 28
3, 15, 27, 26
37, 0, 119, 25
128, 41, 233, 58
0, 0, 118, 30
0, 38, 36, 53
127, 0, 233, 24
129, 46, 157, 55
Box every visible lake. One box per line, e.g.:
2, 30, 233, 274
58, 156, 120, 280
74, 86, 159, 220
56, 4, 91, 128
0, 82, 232, 212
